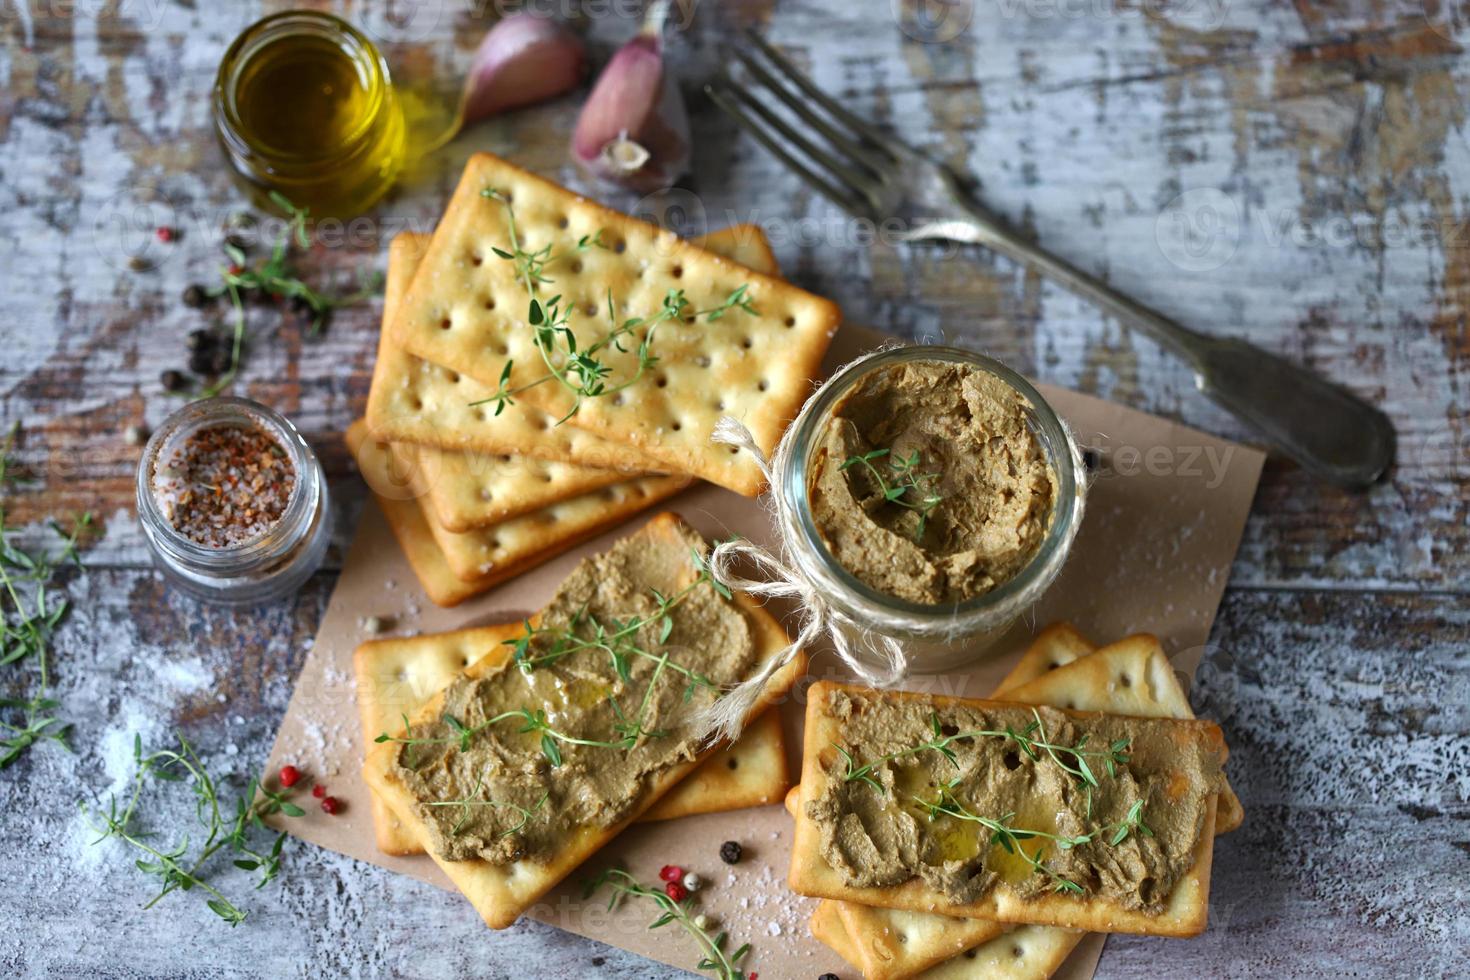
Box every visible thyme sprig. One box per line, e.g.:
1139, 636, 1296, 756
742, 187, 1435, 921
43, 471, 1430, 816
467, 187, 759, 421
423, 771, 550, 838
837, 708, 1131, 795
911, 777, 1155, 896
585, 868, 753, 980
377, 705, 652, 771
0, 424, 91, 768
198, 191, 381, 399
841, 446, 944, 541
378, 548, 734, 773
507, 558, 727, 699
82, 733, 304, 926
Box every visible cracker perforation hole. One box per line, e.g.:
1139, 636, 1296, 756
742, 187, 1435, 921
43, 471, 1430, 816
757, 379, 769, 392
739, 336, 752, 349
613, 239, 627, 253
557, 215, 569, 229
671, 264, 683, 278
727, 758, 738, 770
1119, 673, 1132, 687
439, 317, 452, 330
783, 315, 796, 328
484, 297, 497, 311
470, 253, 483, 267
570, 260, 583, 274
655, 376, 668, 388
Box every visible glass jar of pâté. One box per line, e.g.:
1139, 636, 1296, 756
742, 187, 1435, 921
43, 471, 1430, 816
776, 345, 1087, 672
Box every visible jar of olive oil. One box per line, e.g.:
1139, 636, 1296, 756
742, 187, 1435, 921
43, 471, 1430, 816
214, 11, 407, 219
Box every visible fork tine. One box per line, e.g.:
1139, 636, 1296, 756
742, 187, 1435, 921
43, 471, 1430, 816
742, 30, 902, 155
705, 81, 876, 217
712, 74, 884, 210
729, 44, 897, 178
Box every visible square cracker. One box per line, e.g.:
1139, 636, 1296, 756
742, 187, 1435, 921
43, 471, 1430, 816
799, 633, 1238, 977
809, 895, 1083, 980
363, 513, 809, 929
369, 224, 783, 531
389, 153, 841, 495
369, 232, 650, 536
993, 623, 1097, 696
346, 421, 687, 605
353, 624, 790, 855
367, 232, 664, 475
409, 450, 688, 582
1004, 633, 1243, 835
366, 224, 784, 474
790, 680, 1223, 938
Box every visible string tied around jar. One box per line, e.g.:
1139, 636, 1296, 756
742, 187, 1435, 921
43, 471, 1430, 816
689, 415, 912, 746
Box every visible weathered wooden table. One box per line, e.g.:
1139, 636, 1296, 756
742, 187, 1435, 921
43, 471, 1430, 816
1, 1, 1466, 976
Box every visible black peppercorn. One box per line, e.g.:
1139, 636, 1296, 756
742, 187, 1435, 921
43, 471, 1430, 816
159, 369, 189, 393
207, 345, 234, 376
719, 840, 742, 864
185, 328, 217, 353
181, 283, 213, 308
187, 348, 217, 376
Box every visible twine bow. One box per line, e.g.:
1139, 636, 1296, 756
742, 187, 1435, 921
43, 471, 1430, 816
690, 417, 911, 746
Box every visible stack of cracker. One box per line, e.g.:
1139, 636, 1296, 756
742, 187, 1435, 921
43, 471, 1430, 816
356, 153, 841, 605
790, 624, 1244, 980
353, 513, 809, 928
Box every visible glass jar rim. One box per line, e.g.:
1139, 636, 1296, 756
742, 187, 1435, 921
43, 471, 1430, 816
135, 397, 318, 571
213, 10, 391, 166
778, 344, 1087, 633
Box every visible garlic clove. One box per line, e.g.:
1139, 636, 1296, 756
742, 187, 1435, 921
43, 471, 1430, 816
461, 14, 588, 126
570, 31, 691, 194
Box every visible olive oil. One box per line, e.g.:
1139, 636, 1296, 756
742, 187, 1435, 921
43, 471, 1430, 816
234, 34, 373, 157
214, 12, 406, 219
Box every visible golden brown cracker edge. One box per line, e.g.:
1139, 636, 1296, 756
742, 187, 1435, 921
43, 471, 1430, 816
346, 421, 688, 605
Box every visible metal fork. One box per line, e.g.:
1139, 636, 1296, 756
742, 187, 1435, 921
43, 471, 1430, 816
707, 31, 1395, 489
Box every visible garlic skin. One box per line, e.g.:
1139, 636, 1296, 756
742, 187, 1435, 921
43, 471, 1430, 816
570, 31, 691, 194
461, 14, 588, 125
